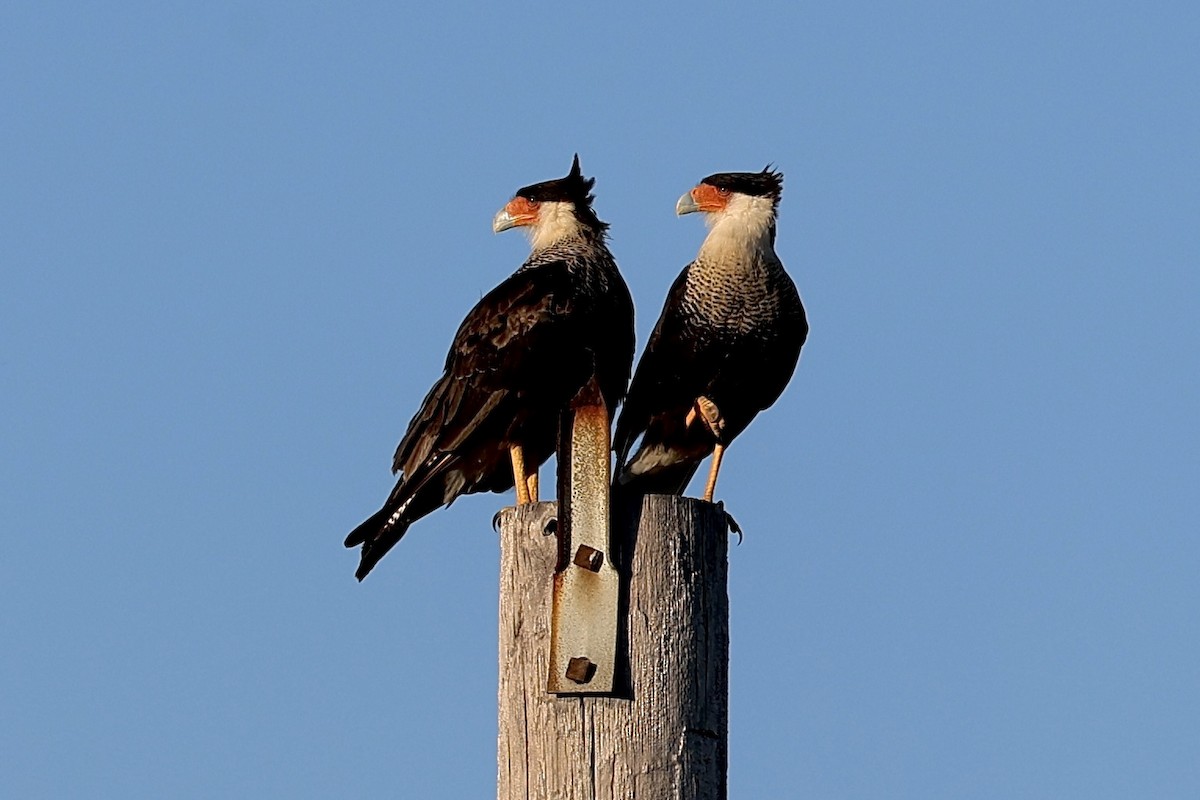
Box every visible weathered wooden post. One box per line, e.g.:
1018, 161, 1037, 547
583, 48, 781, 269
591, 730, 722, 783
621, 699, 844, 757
496, 495, 730, 799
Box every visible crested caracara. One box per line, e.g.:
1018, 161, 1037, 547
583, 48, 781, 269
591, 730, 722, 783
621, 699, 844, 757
346, 155, 634, 580
614, 167, 807, 502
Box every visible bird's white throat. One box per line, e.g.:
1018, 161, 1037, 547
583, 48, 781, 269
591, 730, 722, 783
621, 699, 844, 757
527, 201, 587, 251
698, 193, 777, 261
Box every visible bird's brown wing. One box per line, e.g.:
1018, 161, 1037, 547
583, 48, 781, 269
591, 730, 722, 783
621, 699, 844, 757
345, 262, 595, 581
391, 262, 585, 491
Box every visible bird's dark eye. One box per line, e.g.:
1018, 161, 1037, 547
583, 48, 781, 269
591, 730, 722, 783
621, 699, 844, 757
717, 187, 730, 196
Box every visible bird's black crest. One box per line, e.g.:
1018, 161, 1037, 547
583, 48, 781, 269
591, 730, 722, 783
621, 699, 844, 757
700, 166, 784, 202
515, 154, 608, 232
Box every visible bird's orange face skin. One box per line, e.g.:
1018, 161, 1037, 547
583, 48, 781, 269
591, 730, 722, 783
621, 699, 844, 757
504, 196, 541, 227
690, 183, 732, 213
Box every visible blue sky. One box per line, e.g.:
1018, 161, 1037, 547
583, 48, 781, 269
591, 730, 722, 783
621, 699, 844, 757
3, 2, 1197, 797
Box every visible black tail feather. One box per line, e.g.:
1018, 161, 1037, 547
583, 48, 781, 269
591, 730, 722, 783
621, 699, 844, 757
345, 505, 412, 582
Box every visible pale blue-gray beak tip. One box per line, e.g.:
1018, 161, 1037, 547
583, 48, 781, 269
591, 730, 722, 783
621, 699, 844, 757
492, 208, 517, 233
676, 190, 700, 216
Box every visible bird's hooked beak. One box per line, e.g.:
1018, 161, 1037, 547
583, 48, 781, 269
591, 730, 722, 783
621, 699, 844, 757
676, 188, 701, 216
493, 196, 540, 233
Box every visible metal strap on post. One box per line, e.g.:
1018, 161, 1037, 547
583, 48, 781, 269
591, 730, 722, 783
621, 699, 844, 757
547, 375, 619, 694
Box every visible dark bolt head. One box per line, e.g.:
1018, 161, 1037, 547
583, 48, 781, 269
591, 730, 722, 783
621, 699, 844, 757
566, 657, 596, 684
573, 544, 604, 572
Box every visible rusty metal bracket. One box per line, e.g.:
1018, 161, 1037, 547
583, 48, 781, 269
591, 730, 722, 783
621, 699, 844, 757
547, 375, 619, 694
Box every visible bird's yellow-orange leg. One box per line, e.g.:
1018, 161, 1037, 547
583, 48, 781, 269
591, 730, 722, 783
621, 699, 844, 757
510, 445, 531, 505
526, 471, 539, 503
685, 396, 727, 503
703, 443, 725, 503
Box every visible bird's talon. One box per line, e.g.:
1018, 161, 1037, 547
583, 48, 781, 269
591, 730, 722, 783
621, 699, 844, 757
715, 501, 744, 544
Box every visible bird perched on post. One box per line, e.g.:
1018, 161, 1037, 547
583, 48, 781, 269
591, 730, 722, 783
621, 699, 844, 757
346, 156, 635, 580
613, 167, 807, 502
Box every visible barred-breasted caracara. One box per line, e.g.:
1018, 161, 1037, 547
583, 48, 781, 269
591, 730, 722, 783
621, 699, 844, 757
614, 167, 807, 501
346, 156, 634, 580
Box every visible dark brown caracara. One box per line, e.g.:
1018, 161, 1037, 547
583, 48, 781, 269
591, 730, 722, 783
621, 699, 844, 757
613, 167, 807, 501
346, 156, 635, 580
